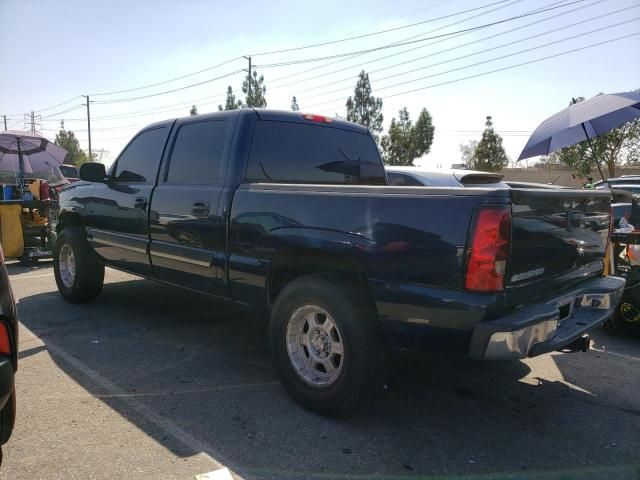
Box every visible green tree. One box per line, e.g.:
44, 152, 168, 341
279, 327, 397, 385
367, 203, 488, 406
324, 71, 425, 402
552, 96, 640, 178
189, 105, 198, 116
471, 116, 509, 172
380, 107, 435, 165
291, 96, 300, 111
413, 108, 435, 158
345, 70, 383, 140
218, 86, 242, 111
242, 70, 267, 108
54, 121, 89, 166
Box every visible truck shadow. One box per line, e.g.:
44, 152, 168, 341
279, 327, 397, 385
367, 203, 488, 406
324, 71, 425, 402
16, 276, 640, 479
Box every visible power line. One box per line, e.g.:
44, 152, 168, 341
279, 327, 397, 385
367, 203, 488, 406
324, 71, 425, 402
92, 70, 243, 104
302, 6, 635, 101
375, 19, 640, 92
267, 0, 530, 87
367, 0, 606, 77
40, 92, 230, 124
42, 123, 147, 132
383, 32, 640, 99
35, 96, 84, 113
1, 95, 83, 117
90, 56, 242, 96
324, 0, 456, 40
305, 23, 637, 109
41, 104, 85, 119
3, 0, 527, 115
308, 32, 639, 112
254, 0, 587, 68
247, 0, 511, 56
289, 0, 607, 97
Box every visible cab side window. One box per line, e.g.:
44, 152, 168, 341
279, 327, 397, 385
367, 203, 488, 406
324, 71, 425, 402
165, 120, 228, 184
113, 127, 167, 183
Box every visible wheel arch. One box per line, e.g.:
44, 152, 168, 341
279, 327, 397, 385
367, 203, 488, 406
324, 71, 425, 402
56, 211, 85, 233
266, 246, 376, 310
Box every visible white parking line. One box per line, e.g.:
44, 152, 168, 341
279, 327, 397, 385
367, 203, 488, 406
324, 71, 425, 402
93, 381, 280, 399
591, 346, 640, 362
9, 273, 55, 280
20, 323, 247, 480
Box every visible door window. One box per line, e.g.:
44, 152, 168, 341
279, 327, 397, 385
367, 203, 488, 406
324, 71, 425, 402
166, 120, 228, 184
113, 127, 167, 183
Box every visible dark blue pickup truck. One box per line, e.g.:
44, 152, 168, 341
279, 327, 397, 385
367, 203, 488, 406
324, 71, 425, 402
53, 109, 624, 414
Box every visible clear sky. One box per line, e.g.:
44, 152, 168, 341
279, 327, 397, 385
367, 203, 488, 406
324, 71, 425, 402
1, 0, 639, 167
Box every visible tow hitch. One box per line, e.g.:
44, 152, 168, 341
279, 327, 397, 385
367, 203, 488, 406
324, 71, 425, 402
557, 334, 591, 353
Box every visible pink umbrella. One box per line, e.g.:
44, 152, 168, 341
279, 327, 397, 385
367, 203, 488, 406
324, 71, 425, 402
0, 130, 68, 176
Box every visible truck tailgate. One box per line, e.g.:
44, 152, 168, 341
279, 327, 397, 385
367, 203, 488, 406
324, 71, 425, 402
507, 188, 611, 291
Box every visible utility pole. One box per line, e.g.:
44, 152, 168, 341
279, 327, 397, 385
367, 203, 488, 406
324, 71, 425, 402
82, 95, 92, 160
30, 111, 35, 133
2, 115, 6, 131
243, 56, 252, 105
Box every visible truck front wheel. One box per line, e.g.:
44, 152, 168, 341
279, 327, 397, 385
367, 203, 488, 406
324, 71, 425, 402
270, 275, 385, 415
53, 227, 104, 303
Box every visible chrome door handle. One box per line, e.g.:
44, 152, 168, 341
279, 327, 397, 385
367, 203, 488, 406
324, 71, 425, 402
134, 197, 148, 210
191, 201, 210, 217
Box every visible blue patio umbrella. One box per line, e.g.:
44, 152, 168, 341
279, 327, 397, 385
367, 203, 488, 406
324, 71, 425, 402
518, 90, 640, 180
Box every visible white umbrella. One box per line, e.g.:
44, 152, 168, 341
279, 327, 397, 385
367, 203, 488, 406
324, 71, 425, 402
0, 130, 68, 176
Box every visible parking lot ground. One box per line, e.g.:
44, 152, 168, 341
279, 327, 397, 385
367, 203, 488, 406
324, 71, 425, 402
2, 261, 640, 480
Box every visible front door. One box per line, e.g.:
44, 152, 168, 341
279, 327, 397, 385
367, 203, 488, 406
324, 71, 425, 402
86, 125, 170, 277
149, 117, 231, 296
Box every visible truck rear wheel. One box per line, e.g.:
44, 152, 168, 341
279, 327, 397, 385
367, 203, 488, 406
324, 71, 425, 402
54, 227, 104, 303
270, 275, 385, 415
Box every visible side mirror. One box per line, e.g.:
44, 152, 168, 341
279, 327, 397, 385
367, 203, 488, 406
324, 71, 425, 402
79, 162, 107, 182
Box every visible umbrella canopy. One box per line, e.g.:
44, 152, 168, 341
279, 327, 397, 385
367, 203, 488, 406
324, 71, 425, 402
518, 90, 640, 160
0, 130, 68, 176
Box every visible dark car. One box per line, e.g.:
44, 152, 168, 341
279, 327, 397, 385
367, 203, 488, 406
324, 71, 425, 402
0, 245, 18, 460
53, 109, 624, 414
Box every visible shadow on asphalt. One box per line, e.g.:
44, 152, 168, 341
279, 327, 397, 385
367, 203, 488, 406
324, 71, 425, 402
15, 274, 640, 479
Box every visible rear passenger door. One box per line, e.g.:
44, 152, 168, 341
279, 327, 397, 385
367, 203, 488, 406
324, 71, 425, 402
86, 126, 169, 277
149, 117, 231, 296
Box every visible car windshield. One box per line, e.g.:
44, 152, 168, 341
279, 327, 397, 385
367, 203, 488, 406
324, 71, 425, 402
59, 165, 79, 178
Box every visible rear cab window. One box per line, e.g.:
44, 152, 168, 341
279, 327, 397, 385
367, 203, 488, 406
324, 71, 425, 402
246, 120, 385, 185
387, 172, 424, 186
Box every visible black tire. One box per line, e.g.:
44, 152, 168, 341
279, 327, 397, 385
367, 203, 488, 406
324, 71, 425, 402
0, 392, 15, 445
270, 275, 386, 415
53, 227, 104, 303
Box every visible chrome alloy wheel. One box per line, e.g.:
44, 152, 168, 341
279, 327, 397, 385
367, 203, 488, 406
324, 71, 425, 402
286, 305, 345, 386
58, 244, 76, 288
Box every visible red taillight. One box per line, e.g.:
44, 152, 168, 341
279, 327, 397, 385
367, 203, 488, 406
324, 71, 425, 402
465, 206, 511, 292
0, 323, 11, 355
302, 113, 333, 123
40, 180, 50, 201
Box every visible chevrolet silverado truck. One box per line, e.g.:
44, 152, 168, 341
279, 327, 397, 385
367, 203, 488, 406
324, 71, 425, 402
53, 109, 624, 414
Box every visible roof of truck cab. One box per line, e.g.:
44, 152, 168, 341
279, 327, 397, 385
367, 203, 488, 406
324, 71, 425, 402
253, 109, 369, 134
145, 109, 370, 135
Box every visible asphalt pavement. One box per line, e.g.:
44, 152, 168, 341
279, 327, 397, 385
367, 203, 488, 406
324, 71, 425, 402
2, 261, 639, 480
